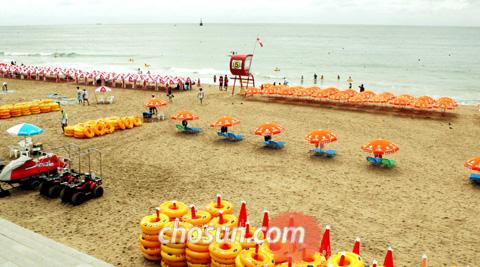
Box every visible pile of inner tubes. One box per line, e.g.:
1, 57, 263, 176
63, 116, 142, 139
138, 196, 409, 267
0, 99, 60, 119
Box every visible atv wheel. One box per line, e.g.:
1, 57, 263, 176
93, 186, 104, 198
38, 182, 50, 196
71, 192, 85, 205
30, 180, 41, 190
60, 188, 72, 203
47, 185, 61, 198
0, 190, 10, 198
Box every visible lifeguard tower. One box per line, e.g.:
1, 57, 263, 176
229, 54, 255, 96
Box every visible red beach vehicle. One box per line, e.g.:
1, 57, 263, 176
0, 153, 66, 197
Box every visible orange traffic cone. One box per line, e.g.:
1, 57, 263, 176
319, 225, 331, 259
261, 210, 269, 235
338, 252, 346, 266
383, 247, 394, 267
421, 255, 428, 267
352, 237, 361, 255
372, 259, 378, 267
237, 201, 247, 227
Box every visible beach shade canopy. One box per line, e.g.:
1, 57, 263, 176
305, 129, 337, 145
210, 116, 240, 128
417, 96, 436, 105
254, 123, 284, 136
314, 87, 338, 98
435, 97, 457, 110
7, 123, 44, 137
389, 96, 413, 106
329, 91, 351, 101
413, 98, 434, 109
245, 87, 261, 95
171, 111, 199, 121
343, 89, 358, 97
361, 139, 399, 156
145, 99, 168, 108
464, 157, 480, 171
95, 86, 112, 93
262, 87, 277, 95
369, 92, 395, 103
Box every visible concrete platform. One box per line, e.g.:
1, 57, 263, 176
0, 218, 113, 267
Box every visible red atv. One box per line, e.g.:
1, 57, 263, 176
0, 154, 66, 197
59, 172, 103, 205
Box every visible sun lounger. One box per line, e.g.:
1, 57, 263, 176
227, 133, 243, 141
367, 156, 382, 165
381, 158, 396, 168
309, 148, 324, 156
217, 132, 228, 138
325, 150, 336, 157
176, 124, 201, 133
263, 140, 285, 149
470, 173, 480, 184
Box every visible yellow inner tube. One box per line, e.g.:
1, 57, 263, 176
140, 213, 170, 234
83, 127, 95, 138
104, 122, 115, 134
93, 123, 105, 136
142, 252, 161, 261
139, 235, 160, 248
181, 210, 212, 226
208, 214, 238, 230
185, 248, 210, 260
161, 250, 187, 262
209, 241, 242, 260
327, 252, 365, 267
205, 200, 234, 217
159, 201, 189, 219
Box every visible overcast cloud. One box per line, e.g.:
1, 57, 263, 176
0, 0, 479, 26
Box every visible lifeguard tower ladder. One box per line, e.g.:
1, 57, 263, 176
230, 54, 255, 96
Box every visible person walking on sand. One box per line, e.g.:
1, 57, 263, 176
76, 87, 83, 104
61, 109, 68, 133
224, 75, 228, 91
197, 88, 205, 104
2, 81, 7, 92
167, 87, 174, 102
219, 75, 224, 91
82, 89, 90, 106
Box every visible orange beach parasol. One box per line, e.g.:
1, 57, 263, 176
210, 116, 240, 128
254, 123, 284, 136
361, 139, 399, 156
464, 157, 480, 171
145, 99, 167, 108
170, 111, 199, 121
305, 130, 337, 145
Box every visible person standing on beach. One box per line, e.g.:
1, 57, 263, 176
197, 88, 205, 104
347, 76, 353, 89
313, 73, 318, 84
359, 84, 365, 93
76, 87, 83, 104
337, 75, 340, 81
2, 82, 7, 92
61, 109, 68, 133
219, 75, 224, 91
149, 95, 157, 114
224, 75, 228, 91
301, 75, 304, 85
213, 75, 217, 83
82, 89, 90, 106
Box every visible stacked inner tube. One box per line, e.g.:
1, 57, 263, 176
64, 116, 142, 139
209, 241, 242, 267
0, 99, 60, 120
161, 220, 192, 267
139, 209, 169, 261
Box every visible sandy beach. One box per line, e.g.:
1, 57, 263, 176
0, 78, 479, 266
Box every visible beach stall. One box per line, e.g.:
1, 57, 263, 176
94, 86, 114, 104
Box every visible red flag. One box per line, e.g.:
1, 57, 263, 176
256, 37, 264, 48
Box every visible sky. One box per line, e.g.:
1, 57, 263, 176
0, 0, 479, 26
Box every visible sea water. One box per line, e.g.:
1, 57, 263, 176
0, 24, 479, 103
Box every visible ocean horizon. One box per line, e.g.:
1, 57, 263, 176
1, 23, 479, 103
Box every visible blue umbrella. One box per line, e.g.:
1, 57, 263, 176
7, 123, 44, 137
